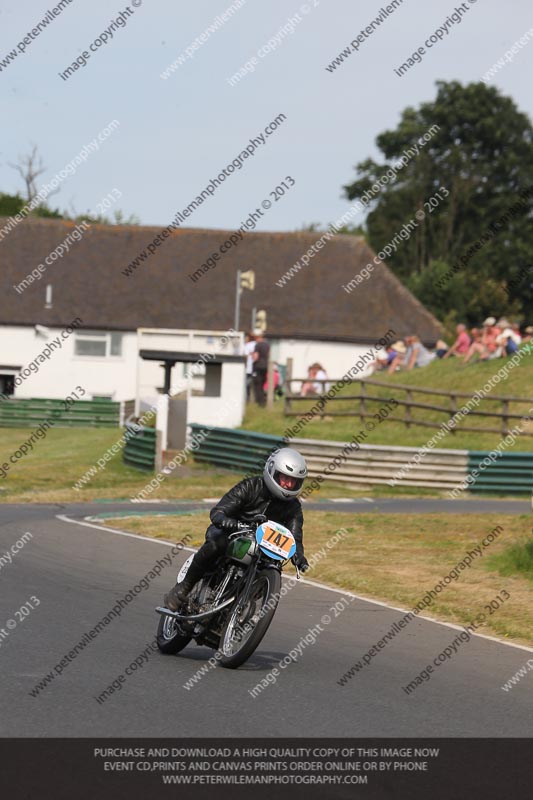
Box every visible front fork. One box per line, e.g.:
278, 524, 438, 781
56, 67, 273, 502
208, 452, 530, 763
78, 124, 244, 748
211, 564, 237, 606
232, 561, 260, 615
193, 563, 257, 640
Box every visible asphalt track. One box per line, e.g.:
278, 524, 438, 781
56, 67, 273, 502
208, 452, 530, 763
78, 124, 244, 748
1, 499, 531, 737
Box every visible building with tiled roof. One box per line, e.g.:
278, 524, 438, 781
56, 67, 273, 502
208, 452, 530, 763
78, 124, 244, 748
0, 216, 441, 403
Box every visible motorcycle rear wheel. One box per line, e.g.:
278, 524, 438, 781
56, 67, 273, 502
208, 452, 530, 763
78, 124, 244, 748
218, 568, 281, 669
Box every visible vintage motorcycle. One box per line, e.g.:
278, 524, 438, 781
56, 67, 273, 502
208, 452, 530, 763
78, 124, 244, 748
155, 517, 299, 669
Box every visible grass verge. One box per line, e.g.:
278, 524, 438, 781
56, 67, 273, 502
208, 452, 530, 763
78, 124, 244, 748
0, 427, 456, 502
100, 510, 533, 646
487, 539, 533, 582
0, 427, 245, 503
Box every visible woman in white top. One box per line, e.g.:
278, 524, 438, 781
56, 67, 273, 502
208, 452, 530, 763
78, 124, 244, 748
312, 363, 329, 393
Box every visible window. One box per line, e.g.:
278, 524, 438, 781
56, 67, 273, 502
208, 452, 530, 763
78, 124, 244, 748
75, 333, 107, 357
0, 374, 15, 397
110, 333, 122, 356
74, 331, 123, 357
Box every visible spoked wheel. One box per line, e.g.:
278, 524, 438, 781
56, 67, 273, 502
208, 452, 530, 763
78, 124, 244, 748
219, 569, 281, 669
156, 611, 192, 654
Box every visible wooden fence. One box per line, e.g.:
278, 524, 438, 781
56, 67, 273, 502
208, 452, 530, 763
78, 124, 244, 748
284, 372, 533, 437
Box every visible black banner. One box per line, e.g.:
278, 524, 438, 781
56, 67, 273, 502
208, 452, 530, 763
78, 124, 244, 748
1, 738, 531, 799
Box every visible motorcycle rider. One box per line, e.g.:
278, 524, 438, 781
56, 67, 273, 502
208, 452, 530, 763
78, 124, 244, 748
164, 448, 309, 611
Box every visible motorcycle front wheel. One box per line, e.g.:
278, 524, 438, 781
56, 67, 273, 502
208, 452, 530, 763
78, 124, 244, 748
156, 612, 192, 654
218, 568, 281, 669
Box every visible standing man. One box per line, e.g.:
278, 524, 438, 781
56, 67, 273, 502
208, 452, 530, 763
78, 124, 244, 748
244, 332, 256, 402
252, 328, 270, 407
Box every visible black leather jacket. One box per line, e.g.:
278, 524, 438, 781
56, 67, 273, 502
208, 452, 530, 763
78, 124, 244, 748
210, 476, 304, 554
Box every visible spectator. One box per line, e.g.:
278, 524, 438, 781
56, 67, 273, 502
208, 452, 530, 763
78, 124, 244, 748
252, 329, 270, 407
403, 335, 435, 371
312, 362, 330, 393
435, 339, 449, 358
468, 327, 482, 350
387, 341, 407, 373
523, 325, 533, 343
463, 317, 500, 363
483, 317, 502, 358
263, 363, 281, 395
371, 342, 401, 372
301, 365, 319, 396
244, 332, 256, 402
511, 322, 523, 345
443, 324, 471, 359
496, 321, 521, 357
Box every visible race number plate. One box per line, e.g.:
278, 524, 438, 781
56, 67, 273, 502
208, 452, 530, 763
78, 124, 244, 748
177, 554, 194, 583
256, 520, 296, 561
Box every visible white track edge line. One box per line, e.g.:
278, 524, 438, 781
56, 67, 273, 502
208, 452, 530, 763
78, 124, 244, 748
57, 514, 533, 655
301, 578, 533, 654
56, 514, 198, 554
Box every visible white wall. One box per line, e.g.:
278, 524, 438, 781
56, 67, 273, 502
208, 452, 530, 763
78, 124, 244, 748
271, 338, 380, 391
136, 328, 246, 430
0, 325, 138, 401
0, 324, 382, 418
136, 328, 244, 406
187, 362, 246, 429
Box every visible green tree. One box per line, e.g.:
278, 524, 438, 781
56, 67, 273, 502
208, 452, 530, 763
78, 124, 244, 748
0, 191, 63, 219
0, 192, 25, 217
75, 208, 140, 226
343, 81, 533, 323
0, 191, 139, 226
3, 145, 139, 226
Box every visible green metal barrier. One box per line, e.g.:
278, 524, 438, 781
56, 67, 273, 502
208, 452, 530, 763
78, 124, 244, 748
189, 424, 533, 496
189, 424, 284, 475
467, 451, 533, 494
0, 397, 119, 427
123, 425, 156, 471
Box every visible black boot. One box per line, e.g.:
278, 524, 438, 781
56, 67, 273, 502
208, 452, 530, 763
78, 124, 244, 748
164, 553, 210, 611
164, 575, 197, 611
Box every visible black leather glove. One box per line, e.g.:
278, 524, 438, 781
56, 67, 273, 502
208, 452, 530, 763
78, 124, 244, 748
292, 550, 309, 572
212, 513, 240, 532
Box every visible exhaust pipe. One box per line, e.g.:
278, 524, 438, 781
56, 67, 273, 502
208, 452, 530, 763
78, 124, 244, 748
155, 595, 236, 621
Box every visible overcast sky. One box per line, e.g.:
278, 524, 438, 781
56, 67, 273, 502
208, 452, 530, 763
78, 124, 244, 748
1, 0, 532, 232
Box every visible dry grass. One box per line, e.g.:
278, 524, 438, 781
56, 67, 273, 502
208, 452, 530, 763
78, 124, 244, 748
0, 426, 442, 503
100, 510, 533, 646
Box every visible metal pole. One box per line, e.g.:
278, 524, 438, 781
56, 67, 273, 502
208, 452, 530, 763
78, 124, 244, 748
163, 362, 173, 394
234, 269, 241, 331
251, 306, 256, 332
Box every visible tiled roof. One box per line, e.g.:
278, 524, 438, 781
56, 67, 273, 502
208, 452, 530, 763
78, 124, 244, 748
0, 217, 442, 342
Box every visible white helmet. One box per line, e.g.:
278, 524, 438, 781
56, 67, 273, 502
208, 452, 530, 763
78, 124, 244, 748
263, 447, 307, 500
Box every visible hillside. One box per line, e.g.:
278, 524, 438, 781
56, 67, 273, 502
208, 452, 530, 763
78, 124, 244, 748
243, 352, 533, 452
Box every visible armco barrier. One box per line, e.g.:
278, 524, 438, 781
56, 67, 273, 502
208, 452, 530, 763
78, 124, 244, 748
0, 397, 119, 427
188, 425, 469, 490
293, 437, 468, 490
189, 424, 283, 475
467, 451, 533, 494
123, 424, 156, 471
187, 425, 533, 494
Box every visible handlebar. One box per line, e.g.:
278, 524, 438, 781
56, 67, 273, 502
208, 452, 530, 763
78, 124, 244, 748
228, 524, 304, 579
234, 515, 267, 532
